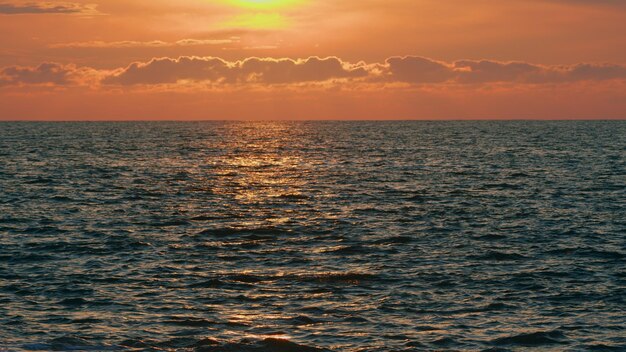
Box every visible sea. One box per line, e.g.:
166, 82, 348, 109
0, 121, 624, 351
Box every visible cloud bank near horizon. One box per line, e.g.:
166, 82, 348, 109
2, 56, 626, 89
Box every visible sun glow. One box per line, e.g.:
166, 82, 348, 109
224, 13, 288, 29
226, 0, 303, 10
218, 0, 303, 29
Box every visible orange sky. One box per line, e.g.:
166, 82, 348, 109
1, 0, 625, 119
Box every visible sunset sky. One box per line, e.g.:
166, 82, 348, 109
1, 0, 625, 119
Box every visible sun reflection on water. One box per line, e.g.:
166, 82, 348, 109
209, 124, 309, 205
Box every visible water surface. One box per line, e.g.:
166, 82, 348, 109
0, 121, 624, 351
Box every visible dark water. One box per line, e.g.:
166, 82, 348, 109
0, 121, 624, 352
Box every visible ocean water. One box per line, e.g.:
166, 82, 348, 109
0, 121, 624, 352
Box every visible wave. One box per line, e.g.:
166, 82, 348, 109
119, 337, 327, 352
22, 336, 120, 351
372, 236, 414, 244
164, 316, 215, 327
275, 193, 310, 200
185, 271, 380, 288
547, 248, 625, 260
200, 338, 328, 352
585, 343, 626, 351
295, 272, 379, 285
491, 330, 567, 346
197, 226, 291, 238
471, 251, 528, 261
22, 336, 328, 352
322, 245, 369, 255
285, 315, 322, 326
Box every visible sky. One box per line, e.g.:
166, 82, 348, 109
0, 0, 625, 120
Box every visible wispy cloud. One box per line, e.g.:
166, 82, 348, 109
0, 2, 99, 15
50, 38, 239, 49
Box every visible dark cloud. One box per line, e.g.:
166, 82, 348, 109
454, 60, 549, 83
0, 2, 96, 15
103, 56, 370, 85
384, 56, 626, 84
455, 60, 626, 84
103, 57, 231, 85
238, 57, 368, 84
385, 56, 455, 83
0, 63, 73, 85
564, 63, 626, 81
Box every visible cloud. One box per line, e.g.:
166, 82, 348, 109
384, 56, 626, 84
453, 60, 546, 83
103, 56, 370, 85
103, 57, 232, 86
456, 60, 626, 84
564, 63, 626, 81
0, 62, 101, 86
385, 56, 455, 83
2, 56, 626, 88
50, 39, 238, 49
237, 57, 369, 84
0, 63, 73, 85
0, 2, 98, 15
